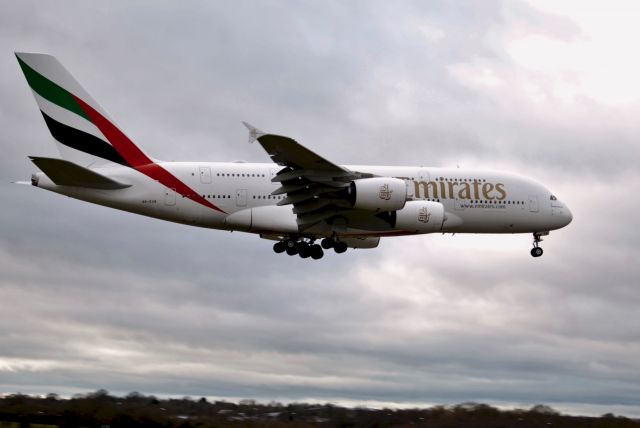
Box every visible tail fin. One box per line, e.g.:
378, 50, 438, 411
15, 52, 151, 168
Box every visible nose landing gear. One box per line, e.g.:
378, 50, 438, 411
530, 232, 547, 257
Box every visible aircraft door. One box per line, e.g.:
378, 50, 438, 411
164, 188, 176, 206
528, 195, 539, 212
236, 189, 247, 207
199, 167, 212, 184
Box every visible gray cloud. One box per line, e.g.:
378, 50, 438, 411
1, 0, 640, 418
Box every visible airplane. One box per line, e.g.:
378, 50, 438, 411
14, 52, 572, 260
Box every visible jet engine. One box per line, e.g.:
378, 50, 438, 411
349, 177, 407, 212
392, 200, 444, 233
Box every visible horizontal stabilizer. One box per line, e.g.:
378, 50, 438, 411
29, 157, 131, 189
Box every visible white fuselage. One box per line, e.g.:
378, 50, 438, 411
32, 161, 573, 238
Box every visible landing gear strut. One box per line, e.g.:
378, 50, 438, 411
530, 232, 545, 257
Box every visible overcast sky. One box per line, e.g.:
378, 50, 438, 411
1, 0, 640, 417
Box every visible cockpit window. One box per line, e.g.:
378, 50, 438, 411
550, 195, 557, 200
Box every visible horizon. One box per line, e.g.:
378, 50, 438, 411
0, 390, 636, 419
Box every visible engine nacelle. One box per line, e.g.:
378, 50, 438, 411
350, 177, 407, 212
393, 200, 445, 233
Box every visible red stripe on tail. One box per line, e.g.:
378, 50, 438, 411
72, 95, 226, 214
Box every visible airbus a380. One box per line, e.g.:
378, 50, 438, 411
14, 53, 572, 260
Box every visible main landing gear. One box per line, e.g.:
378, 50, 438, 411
273, 237, 349, 259
273, 239, 324, 260
530, 232, 547, 257
320, 237, 348, 254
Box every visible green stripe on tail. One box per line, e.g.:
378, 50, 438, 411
16, 55, 90, 121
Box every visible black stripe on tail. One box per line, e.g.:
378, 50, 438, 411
40, 111, 127, 166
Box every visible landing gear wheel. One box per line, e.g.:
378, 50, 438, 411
285, 239, 297, 248
311, 244, 324, 260
321, 238, 335, 249
273, 241, 286, 254
531, 247, 543, 257
531, 232, 545, 257
299, 243, 311, 259
334, 241, 348, 254
285, 240, 298, 256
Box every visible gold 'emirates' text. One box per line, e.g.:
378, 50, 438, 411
413, 180, 506, 200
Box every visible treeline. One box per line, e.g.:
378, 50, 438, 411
0, 390, 638, 428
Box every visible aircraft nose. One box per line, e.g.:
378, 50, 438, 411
562, 203, 573, 226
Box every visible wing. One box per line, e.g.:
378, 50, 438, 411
243, 122, 372, 231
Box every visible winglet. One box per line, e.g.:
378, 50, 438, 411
242, 121, 265, 144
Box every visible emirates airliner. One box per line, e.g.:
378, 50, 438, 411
14, 53, 572, 260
